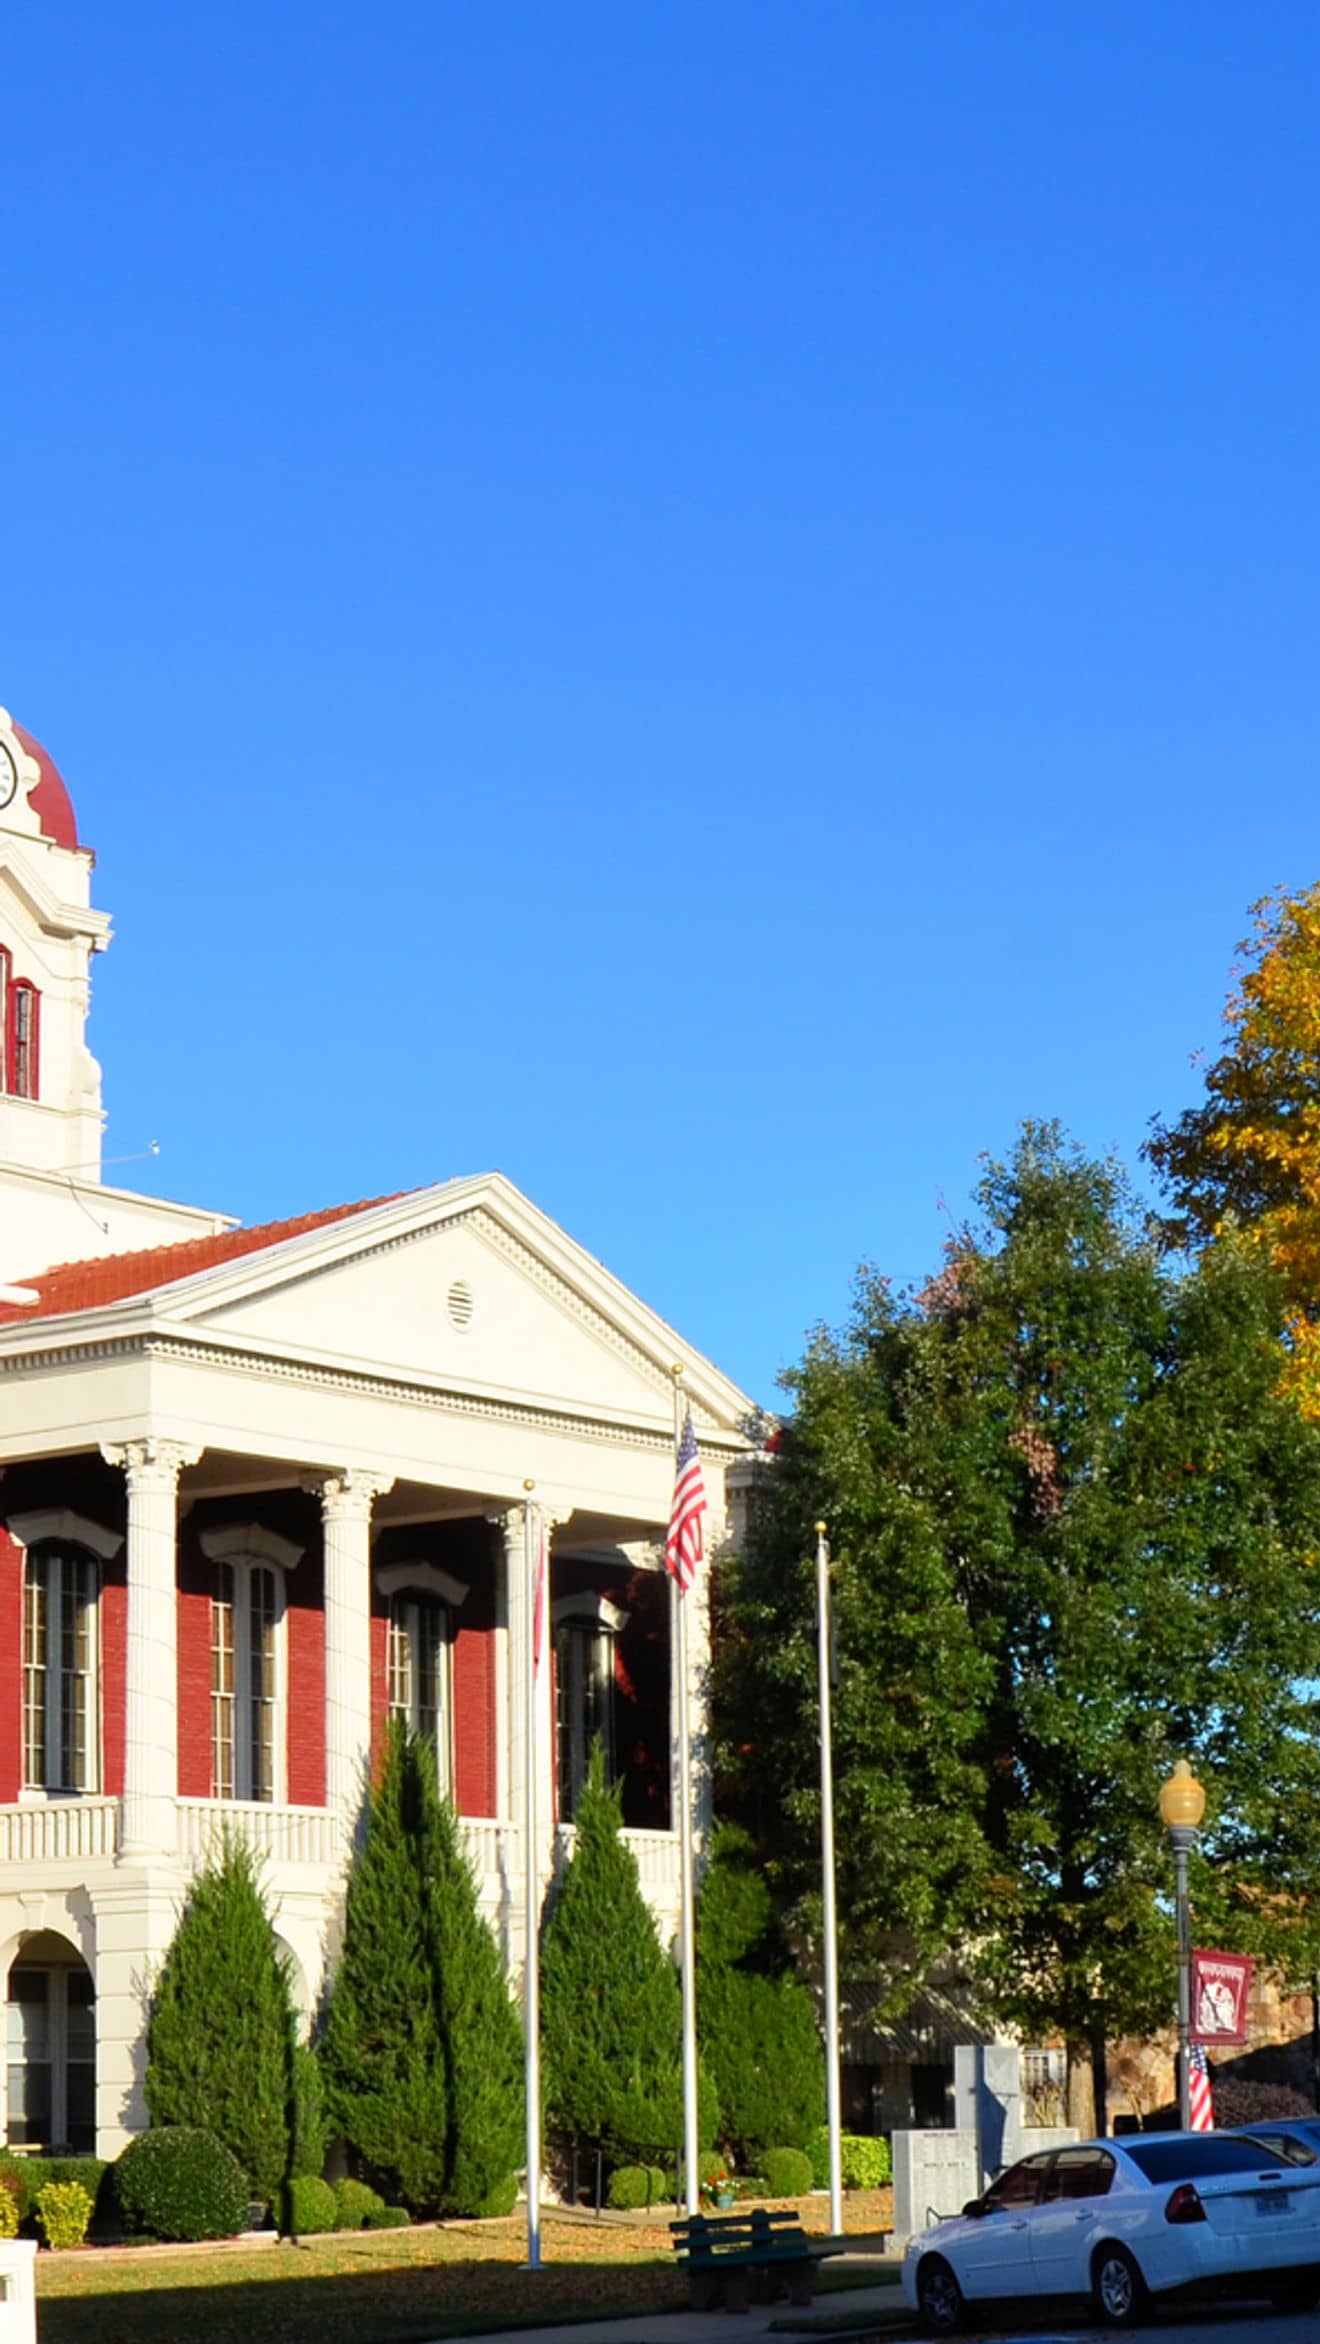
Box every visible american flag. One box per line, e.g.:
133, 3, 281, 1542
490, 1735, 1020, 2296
1189, 2043, 1215, 2132
666, 1409, 707, 1594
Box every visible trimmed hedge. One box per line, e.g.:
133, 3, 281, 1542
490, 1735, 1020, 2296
367, 2202, 411, 2229
286, 2175, 337, 2235
473, 2172, 519, 2219
606, 2164, 668, 2211
116, 2127, 250, 2243
761, 2147, 813, 2198
808, 2127, 891, 2190
332, 2177, 385, 2230
0, 2156, 110, 2225
0, 2190, 17, 2240
36, 2181, 92, 2249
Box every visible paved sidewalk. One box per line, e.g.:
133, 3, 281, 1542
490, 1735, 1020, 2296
435, 2257, 911, 2344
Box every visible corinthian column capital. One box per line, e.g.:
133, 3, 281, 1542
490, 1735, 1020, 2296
102, 1438, 202, 1491
303, 1469, 395, 1522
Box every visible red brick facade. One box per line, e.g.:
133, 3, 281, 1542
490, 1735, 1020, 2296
100, 1551, 127, 1798
285, 1550, 326, 1807
176, 1547, 213, 1800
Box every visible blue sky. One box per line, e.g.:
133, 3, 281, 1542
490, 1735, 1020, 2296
5, 4, 1319, 1405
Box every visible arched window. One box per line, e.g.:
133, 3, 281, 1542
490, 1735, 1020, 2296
376, 1562, 468, 1791
0, 949, 40, 1100
6, 1935, 95, 2155
200, 1525, 303, 1805
22, 1544, 100, 1793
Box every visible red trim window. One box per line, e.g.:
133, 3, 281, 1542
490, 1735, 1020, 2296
0, 951, 40, 1100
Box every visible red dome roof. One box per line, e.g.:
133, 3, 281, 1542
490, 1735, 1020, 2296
10, 723, 79, 851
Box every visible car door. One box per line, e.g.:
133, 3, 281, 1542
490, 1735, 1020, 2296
1029, 2146, 1117, 2296
954, 2151, 1054, 2299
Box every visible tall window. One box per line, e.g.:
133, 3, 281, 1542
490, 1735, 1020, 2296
555, 1608, 622, 1822
0, 950, 40, 1100
23, 1544, 98, 1792
6, 1960, 95, 2154
211, 1560, 280, 1802
388, 1594, 452, 1786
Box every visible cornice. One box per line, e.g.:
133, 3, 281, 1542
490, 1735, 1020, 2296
0, 1326, 749, 1457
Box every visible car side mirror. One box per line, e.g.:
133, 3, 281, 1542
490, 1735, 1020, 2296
962, 2198, 986, 2219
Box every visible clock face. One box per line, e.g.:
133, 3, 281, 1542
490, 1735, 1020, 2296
0, 743, 16, 811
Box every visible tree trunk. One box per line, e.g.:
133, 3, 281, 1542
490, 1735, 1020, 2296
1089, 2026, 1108, 2137
1066, 2041, 1096, 2136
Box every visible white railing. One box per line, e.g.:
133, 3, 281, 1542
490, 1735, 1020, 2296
0, 1798, 118, 1864
176, 1799, 342, 1871
460, 1816, 519, 1879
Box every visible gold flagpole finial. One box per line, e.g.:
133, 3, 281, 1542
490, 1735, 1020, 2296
523, 1478, 535, 1493
815, 1521, 828, 1539
671, 1362, 685, 1383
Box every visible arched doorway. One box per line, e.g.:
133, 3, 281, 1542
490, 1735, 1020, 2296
6, 1933, 95, 2154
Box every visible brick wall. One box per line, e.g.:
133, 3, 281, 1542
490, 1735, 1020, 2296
453, 1584, 496, 1818
286, 1548, 325, 1806
101, 1550, 127, 1797
176, 1543, 212, 1798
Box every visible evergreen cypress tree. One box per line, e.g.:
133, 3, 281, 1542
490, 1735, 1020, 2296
421, 1766, 524, 2214
320, 1719, 449, 2208
697, 1824, 824, 2158
542, 1746, 705, 2164
144, 1832, 296, 2204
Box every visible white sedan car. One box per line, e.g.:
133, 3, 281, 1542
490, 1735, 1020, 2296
903, 2132, 1320, 2332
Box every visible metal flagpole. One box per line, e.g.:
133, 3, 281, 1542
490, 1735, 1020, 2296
815, 1522, 843, 2236
673, 1368, 701, 2216
522, 1482, 543, 2269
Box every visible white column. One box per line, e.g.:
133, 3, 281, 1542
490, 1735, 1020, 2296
307, 1471, 394, 1831
489, 1505, 557, 1942
101, 1438, 200, 1862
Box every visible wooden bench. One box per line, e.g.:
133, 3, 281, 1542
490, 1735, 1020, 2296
670, 2207, 844, 2312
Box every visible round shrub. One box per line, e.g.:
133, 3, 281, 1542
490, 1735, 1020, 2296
286, 2174, 337, 2236
761, 2147, 813, 2198
366, 2202, 411, 2229
607, 2164, 652, 2211
808, 2126, 892, 2191
36, 2181, 92, 2250
116, 2127, 249, 2243
332, 2176, 385, 2230
473, 2172, 519, 2219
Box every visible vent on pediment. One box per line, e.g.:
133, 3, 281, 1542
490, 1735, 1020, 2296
447, 1278, 474, 1329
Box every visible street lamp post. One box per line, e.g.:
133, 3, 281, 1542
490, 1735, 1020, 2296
1158, 1759, 1206, 2131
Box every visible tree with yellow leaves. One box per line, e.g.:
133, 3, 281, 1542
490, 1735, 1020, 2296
1148, 881, 1320, 1413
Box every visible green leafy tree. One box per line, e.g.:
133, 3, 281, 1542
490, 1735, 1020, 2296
542, 1745, 711, 2163
144, 1833, 297, 2204
320, 1722, 449, 2209
321, 1719, 522, 2214
717, 1126, 1320, 2123
697, 1823, 824, 2158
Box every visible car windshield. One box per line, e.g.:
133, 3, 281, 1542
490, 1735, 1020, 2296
1124, 2137, 1292, 2182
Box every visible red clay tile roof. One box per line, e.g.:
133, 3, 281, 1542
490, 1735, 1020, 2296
0, 1193, 406, 1328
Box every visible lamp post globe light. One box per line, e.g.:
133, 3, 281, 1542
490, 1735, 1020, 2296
1158, 1759, 1206, 2130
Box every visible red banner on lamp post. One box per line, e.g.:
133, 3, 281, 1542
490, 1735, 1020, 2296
1192, 1950, 1254, 2044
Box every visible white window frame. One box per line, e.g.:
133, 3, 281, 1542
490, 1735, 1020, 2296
5, 1960, 96, 2154
7, 1510, 122, 1801
376, 1562, 468, 1792
200, 1525, 302, 1807
552, 1590, 629, 1821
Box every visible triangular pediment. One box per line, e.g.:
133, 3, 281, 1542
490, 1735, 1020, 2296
158, 1178, 750, 1438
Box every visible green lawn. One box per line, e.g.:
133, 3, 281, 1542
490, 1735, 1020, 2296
35, 2193, 897, 2344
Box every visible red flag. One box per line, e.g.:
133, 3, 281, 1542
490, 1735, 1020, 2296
666, 1409, 707, 1594
1188, 2043, 1214, 2132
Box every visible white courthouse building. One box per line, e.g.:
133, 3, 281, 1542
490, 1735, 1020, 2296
0, 708, 752, 2159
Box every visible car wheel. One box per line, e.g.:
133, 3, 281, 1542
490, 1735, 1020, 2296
916, 2253, 965, 2336
1270, 2276, 1320, 2313
1092, 2241, 1148, 2329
